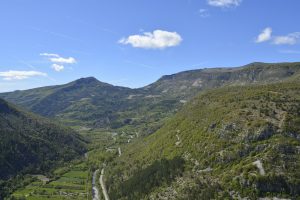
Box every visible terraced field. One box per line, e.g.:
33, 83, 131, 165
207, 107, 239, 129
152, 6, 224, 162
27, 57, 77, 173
9, 128, 136, 200
11, 162, 91, 200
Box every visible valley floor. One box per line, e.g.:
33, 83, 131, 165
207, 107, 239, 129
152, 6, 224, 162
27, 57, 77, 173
9, 128, 132, 200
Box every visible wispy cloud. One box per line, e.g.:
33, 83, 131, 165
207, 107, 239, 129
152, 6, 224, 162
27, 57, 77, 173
18, 60, 36, 69
40, 53, 60, 58
51, 64, 64, 72
119, 30, 182, 49
8, 55, 38, 70
66, 17, 119, 36
278, 49, 300, 54
0, 70, 47, 80
207, 0, 242, 8
40, 53, 77, 72
198, 9, 210, 18
30, 27, 84, 43
40, 53, 76, 64
255, 27, 300, 45
273, 33, 300, 45
49, 57, 76, 64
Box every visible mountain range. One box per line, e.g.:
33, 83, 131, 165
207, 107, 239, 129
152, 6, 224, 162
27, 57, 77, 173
1, 61, 300, 199
1, 62, 300, 134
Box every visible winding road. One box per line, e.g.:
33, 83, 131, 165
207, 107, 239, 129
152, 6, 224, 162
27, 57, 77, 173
92, 170, 100, 200
100, 168, 110, 200
118, 147, 122, 157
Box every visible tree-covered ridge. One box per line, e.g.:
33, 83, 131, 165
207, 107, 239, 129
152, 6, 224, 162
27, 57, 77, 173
109, 157, 185, 200
106, 78, 300, 199
145, 62, 300, 98
0, 77, 172, 134
0, 98, 87, 181
1, 62, 300, 134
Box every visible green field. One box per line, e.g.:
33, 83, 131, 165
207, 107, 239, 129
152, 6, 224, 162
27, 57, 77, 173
10, 129, 126, 200
11, 162, 91, 200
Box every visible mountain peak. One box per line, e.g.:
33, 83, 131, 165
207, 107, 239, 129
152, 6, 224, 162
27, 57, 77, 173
75, 77, 99, 84
72, 76, 111, 87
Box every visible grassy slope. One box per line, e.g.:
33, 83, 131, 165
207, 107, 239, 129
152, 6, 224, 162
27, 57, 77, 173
107, 79, 300, 199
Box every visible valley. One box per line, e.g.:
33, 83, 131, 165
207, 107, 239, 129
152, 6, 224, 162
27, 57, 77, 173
9, 128, 121, 200
2, 0, 300, 199
1, 62, 300, 200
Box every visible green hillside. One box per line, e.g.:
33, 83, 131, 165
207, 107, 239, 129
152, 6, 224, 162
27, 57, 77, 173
106, 78, 300, 199
0, 77, 132, 127
1, 62, 300, 199
0, 77, 175, 134
0, 98, 87, 199
1, 62, 300, 135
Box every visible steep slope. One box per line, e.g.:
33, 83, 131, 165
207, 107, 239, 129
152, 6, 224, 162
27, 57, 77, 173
144, 62, 300, 99
1, 62, 300, 133
107, 79, 300, 199
1, 77, 135, 127
0, 98, 86, 180
0, 77, 178, 133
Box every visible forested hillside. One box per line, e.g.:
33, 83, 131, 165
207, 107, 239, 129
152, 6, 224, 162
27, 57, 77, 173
0, 98, 86, 198
1, 62, 300, 135
2, 62, 300, 199
106, 77, 300, 199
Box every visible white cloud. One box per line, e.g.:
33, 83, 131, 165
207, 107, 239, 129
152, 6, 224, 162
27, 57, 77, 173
40, 53, 76, 71
51, 64, 64, 72
0, 70, 47, 80
49, 56, 76, 64
199, 9, 210, 18
255, 28, 300, 45
273, 32, 300, 45
39, 53, 59, 57
207, 0, 242, 7
119, 30, 182, 49
255, 27, 272, 43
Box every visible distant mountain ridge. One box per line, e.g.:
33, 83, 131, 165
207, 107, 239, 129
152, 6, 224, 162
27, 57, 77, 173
1, 62, 300, 132
1, 76, 135, 128
144, 62, 300, 98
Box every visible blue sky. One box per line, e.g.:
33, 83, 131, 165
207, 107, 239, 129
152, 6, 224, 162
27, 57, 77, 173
0, 0, 300, 92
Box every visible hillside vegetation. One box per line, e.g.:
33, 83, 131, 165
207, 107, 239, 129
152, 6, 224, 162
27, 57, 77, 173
1, 62, 300, 135
106, 78, 300, 199
2, 62, 300, 199
144, 62, 300, 98
0, 98, 87, 199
